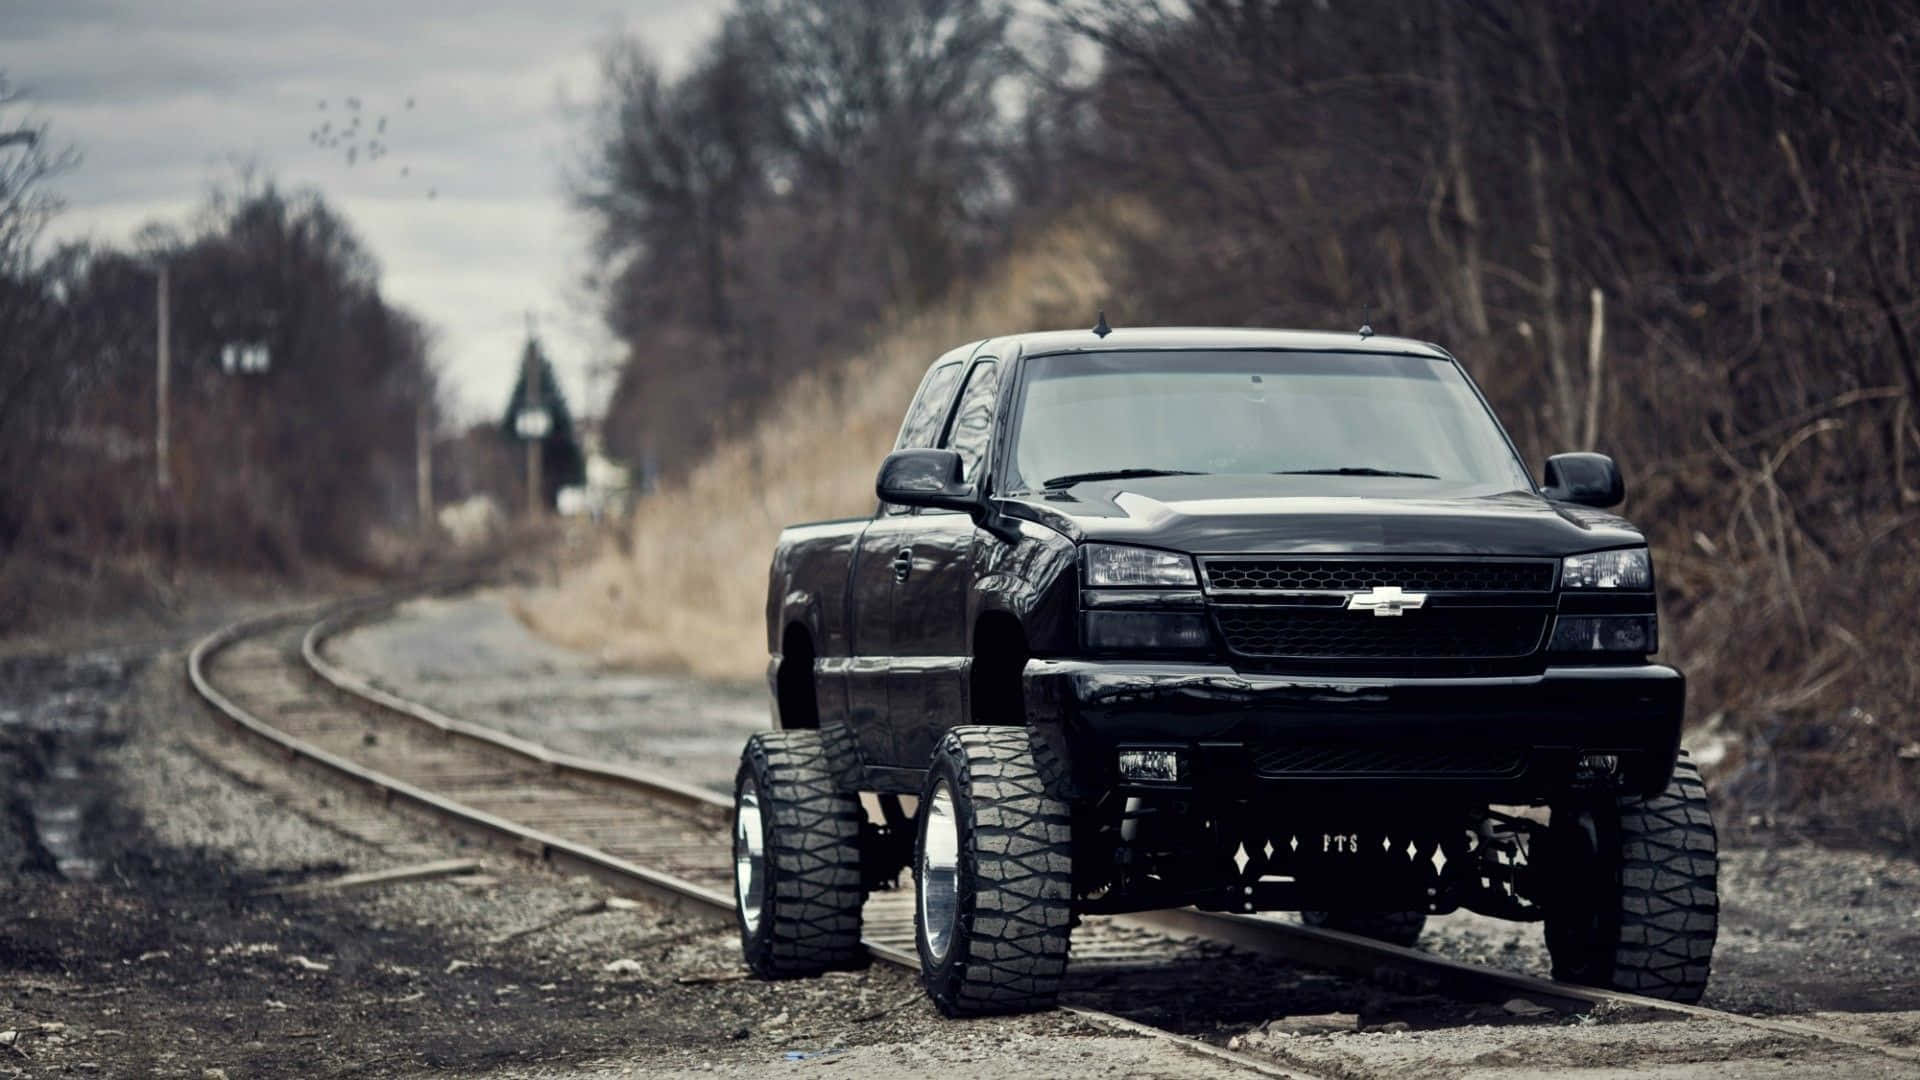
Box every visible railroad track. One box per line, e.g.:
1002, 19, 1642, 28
187, 592, 1920, 1076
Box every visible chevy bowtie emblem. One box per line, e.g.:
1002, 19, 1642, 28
1347, 585, 1427, 616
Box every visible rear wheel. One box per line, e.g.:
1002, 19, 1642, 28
1301, 909, 1427, 948
1544, 752, 1718, 1002
914, 726, 1074, 1016
734, 730, 867, 978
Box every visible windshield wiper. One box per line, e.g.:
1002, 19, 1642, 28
1274, 467, 1441, 479
1041, 467, 1206, 489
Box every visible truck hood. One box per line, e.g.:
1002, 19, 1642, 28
1000, 473, 1643, 556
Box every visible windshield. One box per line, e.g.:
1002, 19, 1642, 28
1007, 350, 1533, 493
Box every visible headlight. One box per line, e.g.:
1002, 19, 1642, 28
1549, 615, 1658, 653
1083, 544, 1198, 587
1083, 612, 1210, 652
1561, 548, 1651, 589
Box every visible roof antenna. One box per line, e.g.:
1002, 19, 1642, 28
1357, 303, 1374, 339
1092, 308, 1111, 338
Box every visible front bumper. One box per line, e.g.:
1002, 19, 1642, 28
1023, 658, 1685, 802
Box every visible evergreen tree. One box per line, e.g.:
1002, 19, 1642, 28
500, 336, 586, 508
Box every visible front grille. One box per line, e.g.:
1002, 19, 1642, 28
1203, 558, 1555, 593
1252, 743, 1525, 778
1213, 606, 1547, 659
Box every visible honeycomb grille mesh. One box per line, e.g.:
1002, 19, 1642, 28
1251, 744, 1526, 778
1203, 559, 1555, 593
1213, 606, 1546, 659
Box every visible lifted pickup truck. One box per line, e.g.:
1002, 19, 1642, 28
732, 326, 1716, 1016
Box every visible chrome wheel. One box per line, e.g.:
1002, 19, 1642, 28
735, 778, 765, 934
915, 727, 1074, 1016
919, 779, 961, 963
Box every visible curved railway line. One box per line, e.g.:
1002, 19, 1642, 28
187, 589, 1920, 1076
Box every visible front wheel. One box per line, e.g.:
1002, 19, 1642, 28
1543, 751, 1718, 1002
734, 730, 867, 978
914, 726, 1074, 1017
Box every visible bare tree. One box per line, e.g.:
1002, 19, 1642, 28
1049, 0, 1920, 843
579, 2, 1026, 480
0, 74, 82, 554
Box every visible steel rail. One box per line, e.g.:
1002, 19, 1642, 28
295, 593, 1920, 1065
192, 594, 1919, 1070
193, 597, 1310, 1078
190, 605, 732, 917
300, 599, 723, 817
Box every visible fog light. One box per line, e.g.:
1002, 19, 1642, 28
1549, 614, 1657, 653
1083, 611, 1210, 652
1575, 753, 1621, 783
1118, 749, 1183, 783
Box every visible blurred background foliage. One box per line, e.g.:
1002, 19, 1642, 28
0, 133, 443, 589
568, 0, 1920, 850
2, 1, 1917, 848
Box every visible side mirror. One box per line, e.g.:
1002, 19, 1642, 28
1542, 452, 1625, 508
876, 448, 982, 517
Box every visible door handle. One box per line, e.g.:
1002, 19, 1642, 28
892, 547, 914, 583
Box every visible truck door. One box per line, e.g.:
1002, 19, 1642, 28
845, 358, 966, 768
892, 359, 999, 767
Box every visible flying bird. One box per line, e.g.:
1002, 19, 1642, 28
302, 93, 433, 192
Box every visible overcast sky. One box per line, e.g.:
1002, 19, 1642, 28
8, 0, 721, 421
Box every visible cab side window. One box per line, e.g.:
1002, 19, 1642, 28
896, 362, 965, 450
885, 361, 965, 514
941, 360, 1000, 490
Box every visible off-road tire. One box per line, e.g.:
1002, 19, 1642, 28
1544, 752, 1717, 1002
734, 730, 867, 978
818, 721, 864, 792
1302, 909, 1427, 948
915, 726, 1074, 1016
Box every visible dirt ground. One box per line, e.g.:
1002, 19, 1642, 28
2, 627, 1270, 1078
2, 590, 1917, 1078
342, 593, 1920, 1019
328, 591, 766, 799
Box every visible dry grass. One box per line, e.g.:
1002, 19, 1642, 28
515, 206, 1920, 852
514, 209, 1133, 682
516, 201, 1920, 852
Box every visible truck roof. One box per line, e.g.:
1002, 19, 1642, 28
975, 326, 1453, 362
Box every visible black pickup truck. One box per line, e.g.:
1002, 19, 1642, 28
731, 326, 1716, 1016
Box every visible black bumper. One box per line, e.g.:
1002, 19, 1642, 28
1022, 659, 1685, 803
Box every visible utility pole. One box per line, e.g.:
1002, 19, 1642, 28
416, 398, 433, 534
525, 327, 543, 518
156, 263, 171, 493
